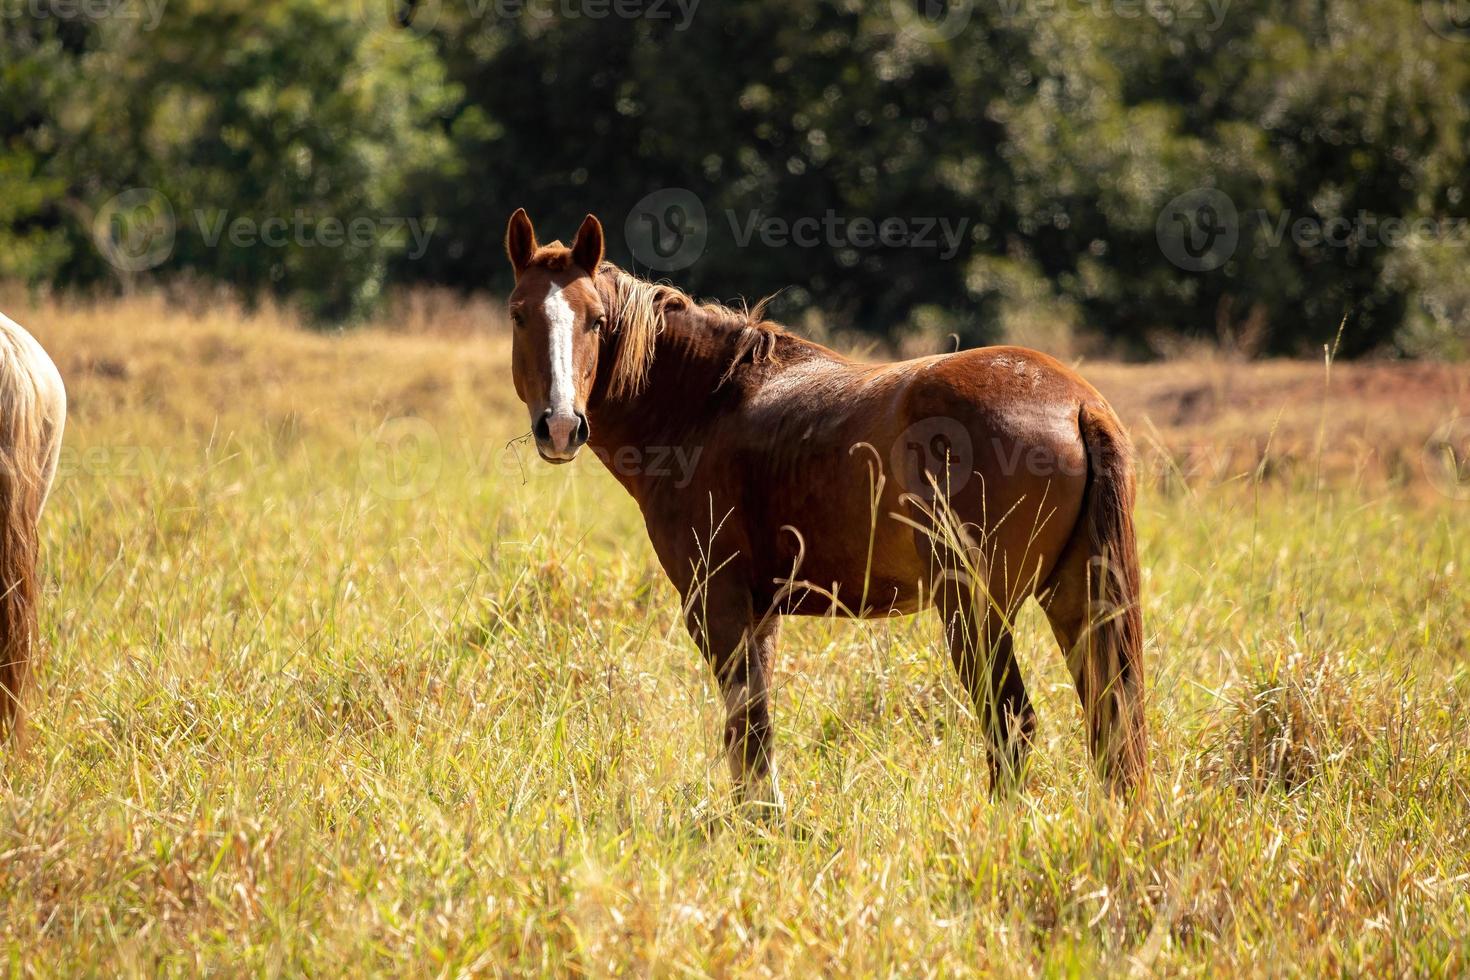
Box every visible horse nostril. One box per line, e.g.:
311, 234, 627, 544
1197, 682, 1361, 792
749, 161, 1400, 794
533, 410, 552, 443
574, 412, 590, 447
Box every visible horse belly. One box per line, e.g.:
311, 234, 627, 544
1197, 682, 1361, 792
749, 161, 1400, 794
748, 460, 930, 617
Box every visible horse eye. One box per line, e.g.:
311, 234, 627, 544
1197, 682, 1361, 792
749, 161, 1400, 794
511, 311, 524, 327
592, 316, 606, 332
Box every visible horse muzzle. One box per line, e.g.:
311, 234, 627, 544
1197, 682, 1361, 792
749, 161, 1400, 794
534, 408, 589, 463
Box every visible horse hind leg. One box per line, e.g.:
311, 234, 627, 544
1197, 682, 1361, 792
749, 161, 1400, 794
934, 571, 1036, 793
1039, 527, 1147, 795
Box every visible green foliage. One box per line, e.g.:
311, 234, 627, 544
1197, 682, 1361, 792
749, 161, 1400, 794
1, 0, 1467, 349
2, 0, 457, 320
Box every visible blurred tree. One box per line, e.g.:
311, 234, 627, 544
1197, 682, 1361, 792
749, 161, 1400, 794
0, 16, 88, 282
2, 0, 458, 320
1, 0, 1467, 353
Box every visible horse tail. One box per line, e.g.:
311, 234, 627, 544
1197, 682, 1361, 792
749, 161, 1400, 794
0, 328, 53, 743
1068, 401, 1147, 791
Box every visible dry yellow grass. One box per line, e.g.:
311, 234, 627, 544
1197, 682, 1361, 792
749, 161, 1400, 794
1, 291, 1468, 974
1084, 357, 1470, 496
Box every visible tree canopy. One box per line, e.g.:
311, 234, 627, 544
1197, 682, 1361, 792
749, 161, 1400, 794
3, 0, 1467, 355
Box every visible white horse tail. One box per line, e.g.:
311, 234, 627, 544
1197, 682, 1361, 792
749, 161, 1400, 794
0, 313, 66, 743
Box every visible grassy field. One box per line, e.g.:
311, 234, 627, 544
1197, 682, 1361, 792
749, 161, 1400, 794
2, 292, 1469, 975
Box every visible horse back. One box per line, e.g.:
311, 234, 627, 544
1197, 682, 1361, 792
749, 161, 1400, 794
691, 345, 1100, 616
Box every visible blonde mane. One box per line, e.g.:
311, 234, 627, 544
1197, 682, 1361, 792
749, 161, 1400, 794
595, 265, 782, 399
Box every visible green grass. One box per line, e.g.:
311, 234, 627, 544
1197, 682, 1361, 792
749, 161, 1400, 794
2, 297, 1468, 974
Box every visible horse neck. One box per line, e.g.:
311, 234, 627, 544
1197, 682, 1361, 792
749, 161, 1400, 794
587, 305, 736, 454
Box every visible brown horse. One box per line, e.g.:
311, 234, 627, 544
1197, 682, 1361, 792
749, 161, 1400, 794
504, 209, 1145, 812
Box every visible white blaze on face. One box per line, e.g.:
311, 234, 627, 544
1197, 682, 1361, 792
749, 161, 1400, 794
542, 282, 577, 414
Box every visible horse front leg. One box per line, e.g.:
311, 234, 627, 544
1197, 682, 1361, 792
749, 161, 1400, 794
686, 594, 784, 817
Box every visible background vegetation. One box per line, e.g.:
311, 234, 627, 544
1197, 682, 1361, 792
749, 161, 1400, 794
4, 0, 1470, 354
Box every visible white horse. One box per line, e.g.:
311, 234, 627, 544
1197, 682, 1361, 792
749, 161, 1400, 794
0, 312, 65, 741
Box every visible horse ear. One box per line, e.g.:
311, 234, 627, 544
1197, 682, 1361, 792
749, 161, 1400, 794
505, 208, 538, 277
571, 214, 604, 275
